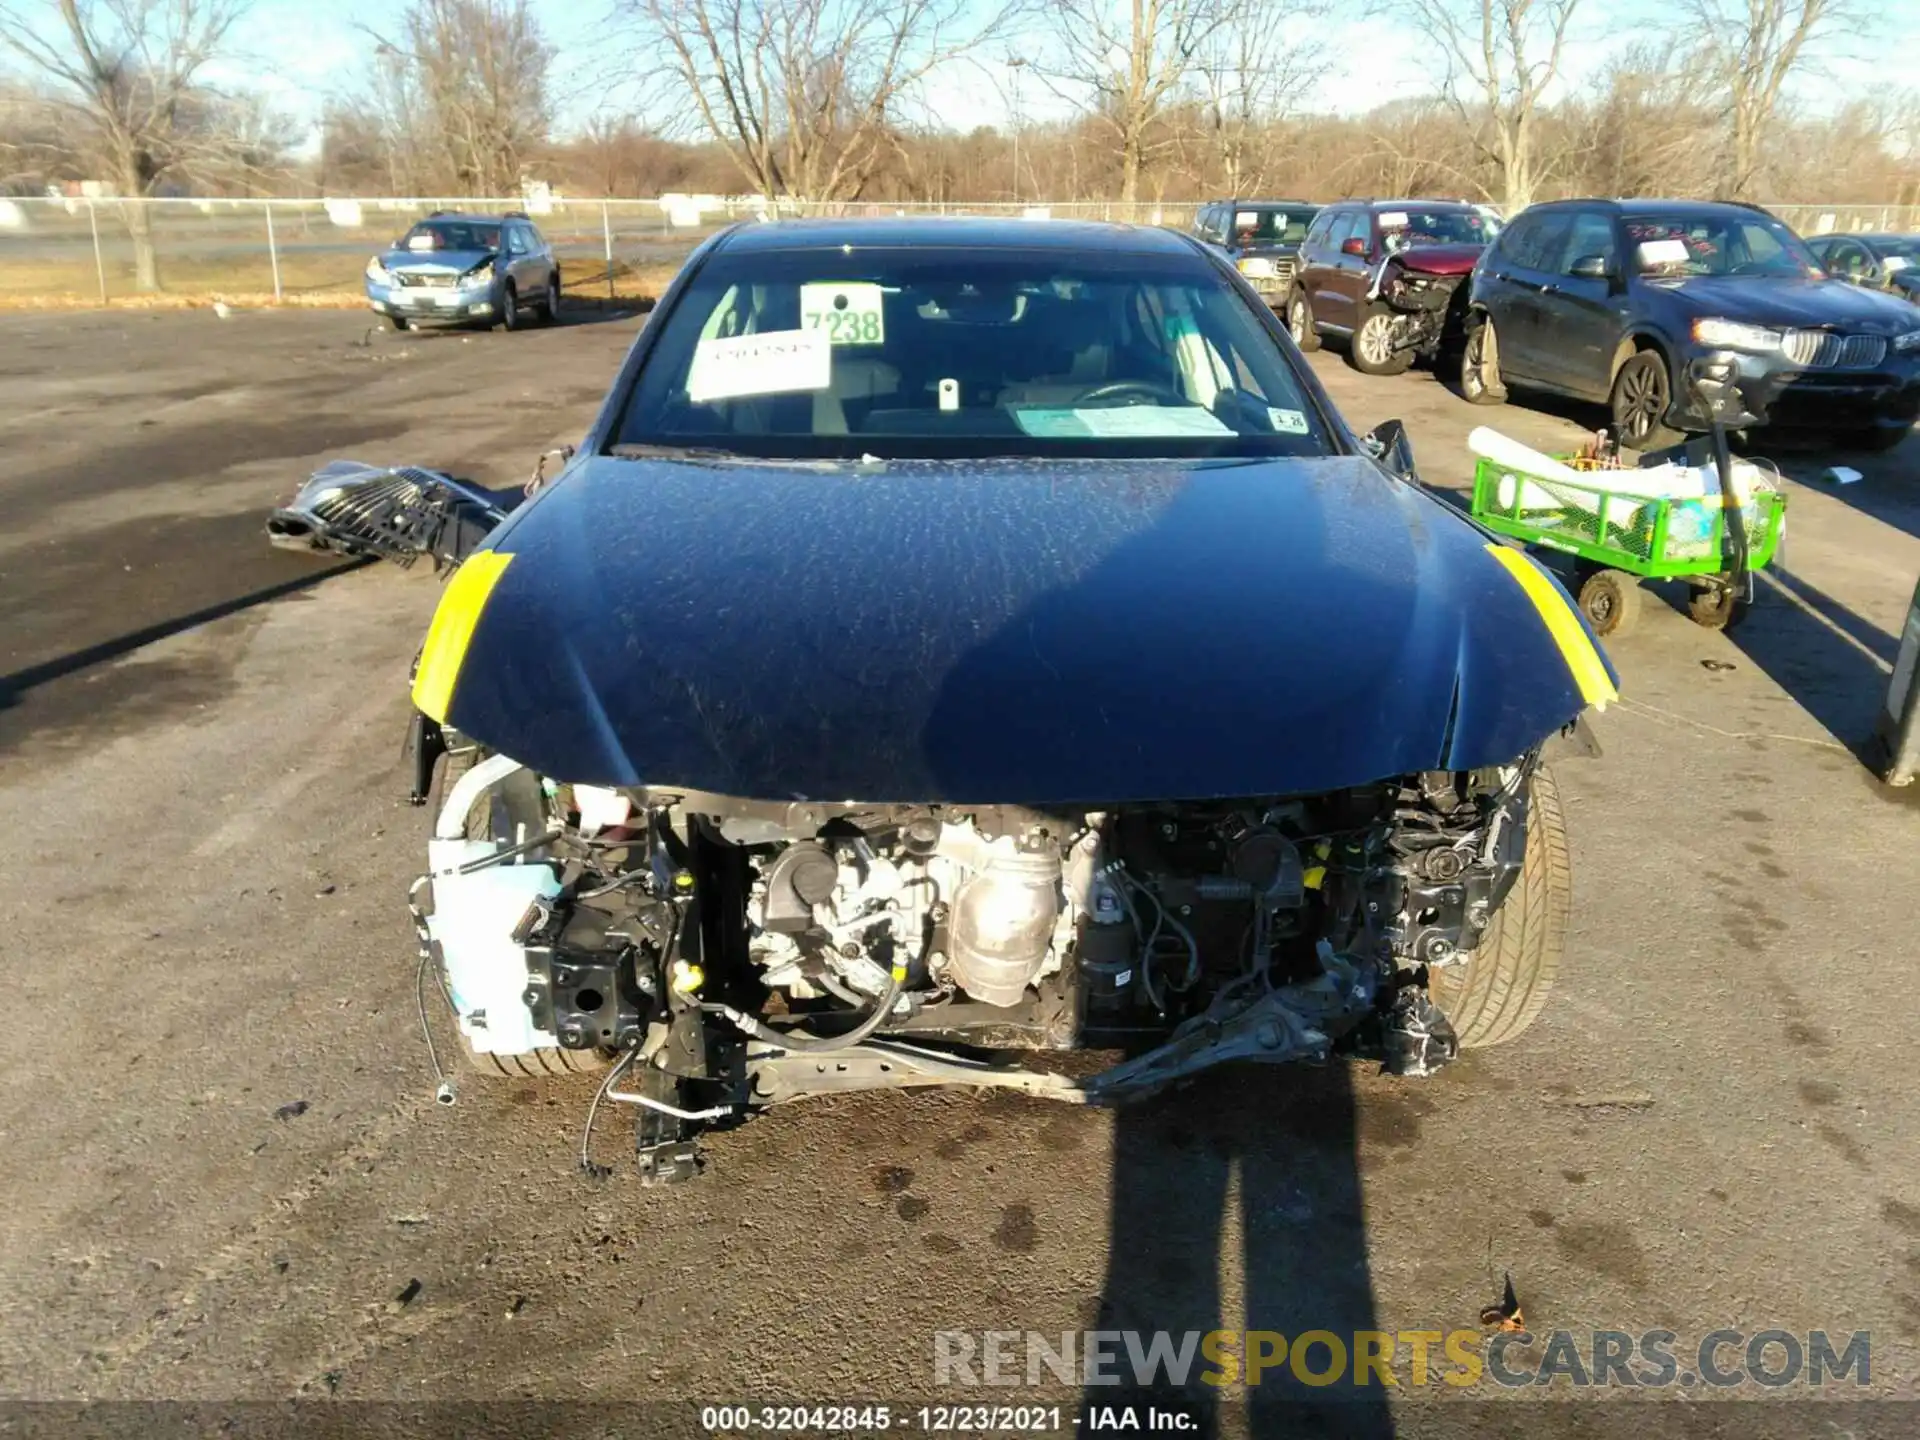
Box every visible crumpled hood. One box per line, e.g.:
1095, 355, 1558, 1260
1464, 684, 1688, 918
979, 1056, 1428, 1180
421, 455, 1614, 802
1649, 275, 1920, 332
380, 247, 495, 276
1394, 243, 1484, 276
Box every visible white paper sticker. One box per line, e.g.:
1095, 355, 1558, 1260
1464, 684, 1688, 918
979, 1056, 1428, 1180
1885, 256, 1910, 273
1012, 406, 1233, 439
800, 283, 886, 346
687, 328, 830, 405
406, 234, 436, 250
1235, 210, 1258, 229
1267, 407, 1310, 435
1378, 210, 1409, 228
1637, 238, 1691, 268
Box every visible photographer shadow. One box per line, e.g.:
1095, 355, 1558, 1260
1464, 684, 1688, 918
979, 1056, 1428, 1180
1081, 1062, 1393, 1439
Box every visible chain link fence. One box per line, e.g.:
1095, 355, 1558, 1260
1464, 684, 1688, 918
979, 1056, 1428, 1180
0, 194, 1914, 304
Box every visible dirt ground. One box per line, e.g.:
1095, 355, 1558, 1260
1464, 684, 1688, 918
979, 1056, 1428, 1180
2, 304, 1918, 1434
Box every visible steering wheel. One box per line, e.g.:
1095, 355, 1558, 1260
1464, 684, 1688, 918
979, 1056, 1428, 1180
1074, 379, 1188, 408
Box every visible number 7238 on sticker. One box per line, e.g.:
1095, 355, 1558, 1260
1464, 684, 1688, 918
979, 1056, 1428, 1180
799, 283, 885, 345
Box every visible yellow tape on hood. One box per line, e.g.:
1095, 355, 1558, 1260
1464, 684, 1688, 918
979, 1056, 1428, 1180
1485, 543, 1618, 707
410, 550, 513, 723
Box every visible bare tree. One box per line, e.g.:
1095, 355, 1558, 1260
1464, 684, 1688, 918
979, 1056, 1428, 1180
624, 0, 1019, 203
1189, 1, 1322, 196
0, 0, 251, 288
359, 0, 553, 197
1040, 0, 1246, 204
1686, 0, 1853, 199
1397, 0, 1582, 210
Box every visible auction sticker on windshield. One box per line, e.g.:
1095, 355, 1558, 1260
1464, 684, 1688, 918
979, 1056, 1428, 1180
1012, 406, 1233, 439
687, 328, 831, 404
800, 283, 886, 345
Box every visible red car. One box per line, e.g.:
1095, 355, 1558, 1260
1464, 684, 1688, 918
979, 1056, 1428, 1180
1287, 200, 1498, 374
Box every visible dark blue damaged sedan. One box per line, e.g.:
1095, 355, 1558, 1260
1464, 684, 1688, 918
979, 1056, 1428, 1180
402, 218, 1618, 1172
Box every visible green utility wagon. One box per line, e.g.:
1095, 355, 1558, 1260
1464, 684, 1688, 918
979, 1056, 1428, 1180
1469, 456, 1787, 636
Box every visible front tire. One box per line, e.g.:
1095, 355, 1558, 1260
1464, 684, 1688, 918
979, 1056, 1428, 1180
1576, 567, 1643, 637
499, 283, 523, 331
540, 272, 561, 323
1688, 584, 1751, 631
1610, 350, 1680, 451
1349, 303, 1414, 376
1287, 288, 1321, 353
1428, 767, 1570, 1048
428, 748, 610, 1077
1460, 313, 1507, 404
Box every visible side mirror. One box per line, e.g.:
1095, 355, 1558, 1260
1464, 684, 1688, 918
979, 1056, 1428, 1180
1569, 254, 1615, 280
1362, 418, 1417, 480
1341, 237, 1368, 257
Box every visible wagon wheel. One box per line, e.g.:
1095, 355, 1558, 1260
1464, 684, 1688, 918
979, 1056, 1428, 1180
1688, 580, 1751, 632
1576, 567, 1643, 638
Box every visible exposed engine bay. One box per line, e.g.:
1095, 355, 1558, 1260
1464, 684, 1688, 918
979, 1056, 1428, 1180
413, 744, 1538, 1181
1367, 258, 1473, 363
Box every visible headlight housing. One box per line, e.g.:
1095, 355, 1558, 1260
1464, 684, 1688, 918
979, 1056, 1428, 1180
364, 256, 389, 283
1692, 317, 1783, 352
1237, 257, 1276, 279
460, 260, 495, 288
1894, 327, 1920, 354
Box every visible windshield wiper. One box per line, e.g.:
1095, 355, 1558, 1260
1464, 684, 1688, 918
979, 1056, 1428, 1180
607, 442, 750, 462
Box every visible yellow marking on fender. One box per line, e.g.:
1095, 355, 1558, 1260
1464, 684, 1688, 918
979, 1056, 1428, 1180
1484, 543, 1619, 707
410, 550, 513, 723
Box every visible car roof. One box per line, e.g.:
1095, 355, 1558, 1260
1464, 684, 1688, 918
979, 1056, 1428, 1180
412, 212, 521, 224
1848, 233, 1919, 244
711, 216, 1201, 257
1327, 199, 1477, 211
1524, 198, 1777, 219
1213, 198, 1317, 208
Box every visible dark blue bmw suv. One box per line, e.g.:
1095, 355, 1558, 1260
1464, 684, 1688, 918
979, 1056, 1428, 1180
1460, 199, 1920, 451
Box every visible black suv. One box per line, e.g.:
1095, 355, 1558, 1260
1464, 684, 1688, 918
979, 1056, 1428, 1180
1192, 200, 1320, 306
1462, 199, 1920, 451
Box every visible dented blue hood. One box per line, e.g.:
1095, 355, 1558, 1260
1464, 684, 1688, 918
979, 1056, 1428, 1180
425, 453, 1614, 802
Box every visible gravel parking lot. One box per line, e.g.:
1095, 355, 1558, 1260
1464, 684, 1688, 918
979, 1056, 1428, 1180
2, 305, 1917, 1429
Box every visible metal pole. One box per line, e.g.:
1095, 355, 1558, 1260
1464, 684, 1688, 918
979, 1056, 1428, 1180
602, 199, 615, 299
87, 200, 107, 303
265, 200, 282, 301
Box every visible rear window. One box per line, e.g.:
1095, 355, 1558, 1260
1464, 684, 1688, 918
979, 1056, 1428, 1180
611, 248, 1336, 461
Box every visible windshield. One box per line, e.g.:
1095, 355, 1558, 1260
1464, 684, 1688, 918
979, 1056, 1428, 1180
1378, 209, 1489, 249
612, 248, 1336, 461
1231, 207, 1317, 246
1623, 213, 1817, 277
397, 220, 502, 253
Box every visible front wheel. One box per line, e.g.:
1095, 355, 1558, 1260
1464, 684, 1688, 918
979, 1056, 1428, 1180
498, 283, 523, 331
1428, 767, 1570, 1048
540, 272, 561, 323
1688, 583, 1751, 631
1349, 303, 1414, 376
1460, 313, 1507, 404
1287, 289, 1321, 353
1610, 350, 1680, 451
